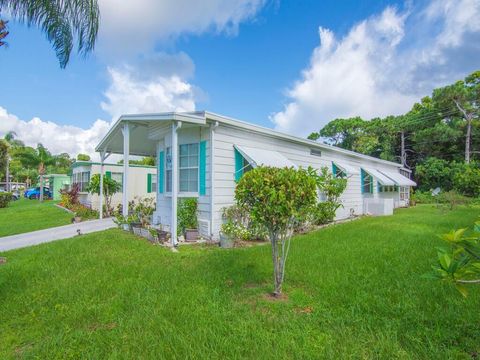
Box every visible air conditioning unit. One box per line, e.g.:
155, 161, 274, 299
364, 198, 394, 216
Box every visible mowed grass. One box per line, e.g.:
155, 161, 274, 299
0, 198, 72, 237
1, 205, 479, 359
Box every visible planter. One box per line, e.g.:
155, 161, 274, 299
139, 228, 156, 242
184, 229, 199, 242
132, 226, 142, 236
219, 232, 234, 248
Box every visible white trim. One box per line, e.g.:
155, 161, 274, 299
171, 122, 179, 246
122, 123, 130, 221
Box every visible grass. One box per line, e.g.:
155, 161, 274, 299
0, 198, 72, 237
1, 205, 479, 359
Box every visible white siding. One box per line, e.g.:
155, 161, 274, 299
211, 123, 409, 238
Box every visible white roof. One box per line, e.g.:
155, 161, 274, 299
332, 161, 360, 175
363, 167, 396, 186
234, 145, 297, 168
379, 170, 417, 186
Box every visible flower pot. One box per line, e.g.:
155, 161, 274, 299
156, 230, 170, 242
184, 229, 199, 242
219, 232, 234, 248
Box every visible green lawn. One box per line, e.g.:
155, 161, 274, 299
1, 205, 479, 359
0, 198, 72, 237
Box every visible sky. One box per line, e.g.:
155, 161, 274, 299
1, 0, 479, 158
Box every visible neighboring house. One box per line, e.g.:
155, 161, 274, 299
95, 111, 416, 244
71, 161, 156, 211
44, 174, 70, 200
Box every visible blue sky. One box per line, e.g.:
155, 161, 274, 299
1, 0, 479, 156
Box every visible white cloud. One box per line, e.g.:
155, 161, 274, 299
100, 53, 198, 119
0, 107, 111, 158
97, 0, 266, 55
271, 0, 480, 136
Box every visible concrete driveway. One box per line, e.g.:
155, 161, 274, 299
0, 218, 116, 252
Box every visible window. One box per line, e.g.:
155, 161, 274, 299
72, 171, 90, 192
378, 185, 398, 193
179, 143, 199, 192
310, 149, 322, 157
111, 172, 123, 192
332, 163, 346, 179
151, 174, 157, 193
399, 169, 410, 178
361, 169, 373, 194
400, 186, 409, 201
235, 148, 253, 181
166, 147, 172, 192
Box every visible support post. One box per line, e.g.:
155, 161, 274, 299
99, 151, 105, 220
122, 122, 130, 225
171, 121, 181, 246
210, 121, 219, 239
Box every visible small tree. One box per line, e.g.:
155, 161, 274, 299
311, 167, 347, 225
86, 174, 121, 216
426, 221, 480, 297
235, 167, 317, 297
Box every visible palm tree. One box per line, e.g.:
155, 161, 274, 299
17, 144, 56, 202
0, 0, 100, 68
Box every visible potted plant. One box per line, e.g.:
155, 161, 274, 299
219, 222, 235, 248
178, 198, 198, 242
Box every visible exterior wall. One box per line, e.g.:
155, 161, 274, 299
71, 163, 156, 211
210, 123, 410, 238
153, 125, 211, 236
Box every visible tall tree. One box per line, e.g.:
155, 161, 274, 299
17, 144, 56, 201
0, 0, 100, 68
432, 71, 480, 163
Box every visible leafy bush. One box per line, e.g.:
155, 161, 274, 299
310, 167, 347, 225
235, 166, 317, 296
437, 190, 472, 210
453, 163, 480, 197
426, 221, 480, 297
59, 183, 80, 209
133, 197, 155, 227
415, 157, 455, 192
220, 205, 267, 241
411, 190, 436, 204
87, 174, 121, 216
177, 198, 198, 235
70, 203, 98, 220
0, 192, 13, 208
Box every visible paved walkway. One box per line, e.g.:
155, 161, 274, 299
0, 218, 116, 252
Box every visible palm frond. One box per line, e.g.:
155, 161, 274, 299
0, 0, 99, 67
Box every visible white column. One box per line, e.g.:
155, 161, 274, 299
122, 122, 130, 220
99, 151, 105, 219
171, 121, 180, 246
210, 121, 219, 239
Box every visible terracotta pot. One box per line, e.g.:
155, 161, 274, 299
184, 229, 199, 242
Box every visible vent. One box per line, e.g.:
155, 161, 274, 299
198, 219, 211, 238
310, 149, 322, 157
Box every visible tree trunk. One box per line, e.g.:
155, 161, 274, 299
39, 174, 44, 202
270, 232, 283, 296
465, 115, 472, 164
400, 131, 407, 167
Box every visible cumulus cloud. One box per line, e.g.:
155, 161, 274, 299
100, 52, 198, 119
0, 107, 111, 158
97, 0, 266, 55
272, 0, 480, 136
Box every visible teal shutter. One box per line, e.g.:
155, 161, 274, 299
199, 141, 207, 196
158, 151, 164, 194
105, 171, 111, 179
332, 163, 337, 177
147, 173, 152, 193
234, 148, 243, 182
361, 169, 365, 194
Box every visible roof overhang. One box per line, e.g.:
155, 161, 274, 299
378, 170, 417, 186
95, 112, 207, 156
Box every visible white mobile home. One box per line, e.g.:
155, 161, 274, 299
71, 161, 156, 211
95, 111, 416, 244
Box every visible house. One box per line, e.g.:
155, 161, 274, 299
95, 111, 416, 245
71, 161, 156, 211
44, 174, 70, 200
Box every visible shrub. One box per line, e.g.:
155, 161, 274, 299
415, 157, 455, 192
86, 174, 121, 216
412, 190, 436, 204
310, 167, 347, 225
0, 192, 13, 208
235, 166, 317, 296
70, 203, 98, 220
437, 190, 471, 210
220, 205, 267, 241
133, 197, 155, 227
177, 198, 198, 235
59, 183, 80, 209
453, 163, 480, 197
